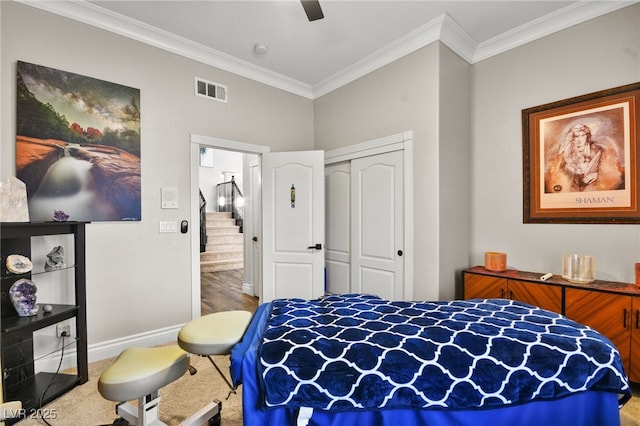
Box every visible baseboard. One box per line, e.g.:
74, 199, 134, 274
35, 323, 185, 372
242, 282, 254, 296
88, 323, 185, 362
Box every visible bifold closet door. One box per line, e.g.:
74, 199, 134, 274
351, 150, 404, 300
325, 162, 351, 294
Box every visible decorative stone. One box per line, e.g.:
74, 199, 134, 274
6, 254, 33, 274
9, 278, 38, 317
44, 246, 66, 271
52, 210, 69, 222
0, 176, 29, 222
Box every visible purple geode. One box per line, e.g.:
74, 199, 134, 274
52, 210, 69, 222
9, 278, 38, 316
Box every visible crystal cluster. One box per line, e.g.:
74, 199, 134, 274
53, 210, 70, 222
9, 278, 38, 316
0, 176, 29, 222
45, 246, 66, 271
6, 254, 33, 274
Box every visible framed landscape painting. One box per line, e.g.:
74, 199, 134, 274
16, 61, 141, 222
522, 82, 640, 223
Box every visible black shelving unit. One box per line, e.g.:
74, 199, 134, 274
1, 222, 88, 424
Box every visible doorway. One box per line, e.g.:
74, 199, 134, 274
189, 135, 269, 319
198, 147, 247, 314
189, 131, 414, 319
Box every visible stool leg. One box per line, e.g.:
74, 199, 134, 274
180, 399, 221, 426
209, 407, 221, 426
139, 391, 165, 426
116, 391, 167, 426
206, 356, 238, 399
116, 402, 138, 425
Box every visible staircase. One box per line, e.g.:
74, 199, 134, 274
200, 212, 244, 272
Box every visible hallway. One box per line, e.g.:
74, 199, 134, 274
201, 269, 258, 314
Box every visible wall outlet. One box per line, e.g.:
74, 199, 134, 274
56, 323, 71, 337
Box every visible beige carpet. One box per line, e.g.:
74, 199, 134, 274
13, 351, 640, 426
15, 353, 243, 426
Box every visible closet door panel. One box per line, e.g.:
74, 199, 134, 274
325, 162, 351, 294
351, 151, 404, 300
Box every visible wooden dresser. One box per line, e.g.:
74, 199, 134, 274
463, 266, 640, 383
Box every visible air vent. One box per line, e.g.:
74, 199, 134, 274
195, 77, 227, 103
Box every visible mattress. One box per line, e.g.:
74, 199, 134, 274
230, 295, 631, 426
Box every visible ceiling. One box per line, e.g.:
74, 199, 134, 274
21, 0, 636, 98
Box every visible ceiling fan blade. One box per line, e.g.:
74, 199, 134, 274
301, 0, 324, 21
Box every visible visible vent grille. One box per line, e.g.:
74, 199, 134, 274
195, 77, 227, 103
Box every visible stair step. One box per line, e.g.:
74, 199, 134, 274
206, 212, 232, 219
206, 226, 240, 235
206, 219, 236, 227
201, 259, 244, 273
200, 250, 243, 261
201, 210, 243, 272
205, 234, 243, 244
205, 241, 243, 251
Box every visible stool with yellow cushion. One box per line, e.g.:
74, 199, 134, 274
98, 310, 252, 426
178, 310, 253, 398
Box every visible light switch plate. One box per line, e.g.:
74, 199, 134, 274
159, 221, 178, 233
161, 187, 178, 209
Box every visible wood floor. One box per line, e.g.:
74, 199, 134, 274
201, 269, 258, 314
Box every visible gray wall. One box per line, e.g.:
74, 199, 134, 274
471, 4, 640, 282
438, 46, 472, 300
1, 2, 313, 346
315, 3, 640, 293
314, 43, 472, 301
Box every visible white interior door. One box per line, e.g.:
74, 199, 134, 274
351, 150, 404, 300
246, 155, 262, 298
325, 162, 351, 294
262, 151, 325, 303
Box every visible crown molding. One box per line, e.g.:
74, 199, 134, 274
311, 14, 479, 98
15, 0, 315, 99
15, 0, 638, 100
438, 14, 478, 63
313, 14, 452, 98
472, 0, 637, 63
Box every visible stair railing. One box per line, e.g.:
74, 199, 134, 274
199, 190, 207, 253
215, 176, 244, 233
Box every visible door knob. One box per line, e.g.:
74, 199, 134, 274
252, 236, 258, 242
308, 243, 322, 250
397, 250, 403, 256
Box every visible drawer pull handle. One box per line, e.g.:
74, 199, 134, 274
623, 308, 628, 328
636, 310, 639, 329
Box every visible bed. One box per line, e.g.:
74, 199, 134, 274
230, 294, 631, 426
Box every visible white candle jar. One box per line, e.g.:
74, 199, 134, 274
562, 254, 595, 283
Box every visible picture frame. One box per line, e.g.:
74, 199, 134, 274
522, 82, 640, 223
200, 147, 214, 167
16, 61, 141, 222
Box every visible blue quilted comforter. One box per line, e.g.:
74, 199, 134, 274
258, 294, 630, 412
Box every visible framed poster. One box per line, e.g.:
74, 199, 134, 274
16, 61, 141, 221
200, 147, 214, 167
522, 82, 640, 223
